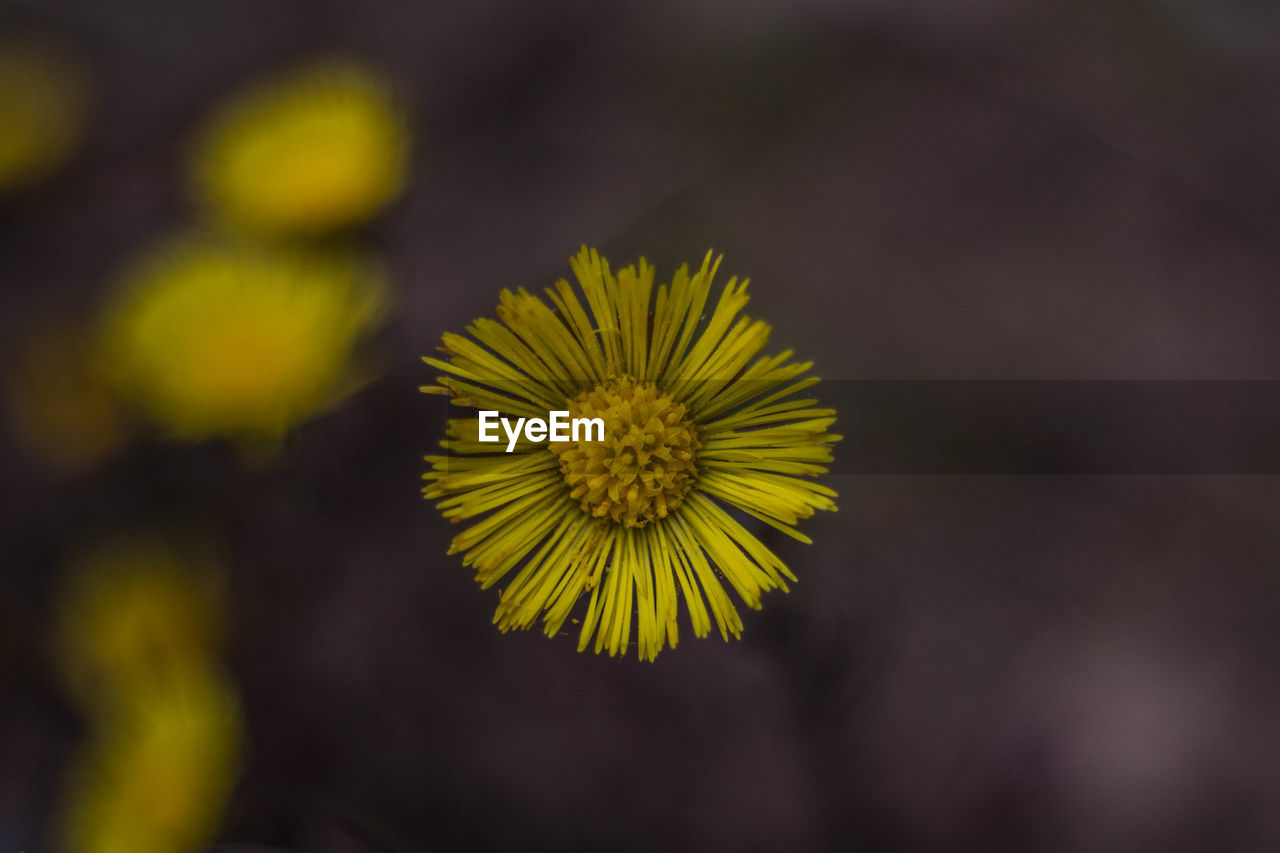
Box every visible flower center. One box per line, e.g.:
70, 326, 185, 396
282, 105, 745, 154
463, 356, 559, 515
552, 378, 700, 528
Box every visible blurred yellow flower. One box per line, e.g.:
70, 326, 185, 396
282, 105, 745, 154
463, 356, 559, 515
0, 39, 89, 192
56, 539, 224, 709
190, 61, 409, 237
3, 317, 129, 473
100, 237, 386, 441
59, 670, 244, 853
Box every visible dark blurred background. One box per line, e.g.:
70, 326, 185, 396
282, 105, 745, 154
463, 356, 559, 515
5, 0, 1280, 850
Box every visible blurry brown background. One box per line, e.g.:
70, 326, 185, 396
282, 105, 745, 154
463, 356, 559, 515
5, 0, 1280, 850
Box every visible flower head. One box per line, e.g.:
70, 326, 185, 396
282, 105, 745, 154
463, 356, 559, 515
190, 60, 409, 237
59, 670, 244, 853
100, 236, 385, 441
55, 537, 244, 853
56, 538, 224, 708
0, 39, 89, 193
423, 247, 839, 660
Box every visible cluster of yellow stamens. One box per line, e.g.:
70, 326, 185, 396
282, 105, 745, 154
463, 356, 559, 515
552, 378, 699, 528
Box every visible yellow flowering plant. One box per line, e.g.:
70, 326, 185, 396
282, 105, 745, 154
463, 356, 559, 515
54, 538, 244, 853
55, 539, 224, 708
423, 247, 839, 660
58, 669, 244, 853
0, 39, 89, 193
99, 236, 386, 443
189, 60, 409, 237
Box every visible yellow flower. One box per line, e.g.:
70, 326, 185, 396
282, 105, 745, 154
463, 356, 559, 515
59, 670, 244, 853
55, 539, 224, 709
3, 317, 129, 473
190, 60, 409, 237
422, 246, 840, 660
100, 236, 386, 441
0, 39, 89, 192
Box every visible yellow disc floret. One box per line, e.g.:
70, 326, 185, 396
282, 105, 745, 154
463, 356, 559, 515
553, 378, 699, 527
190, 61, 408, 237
